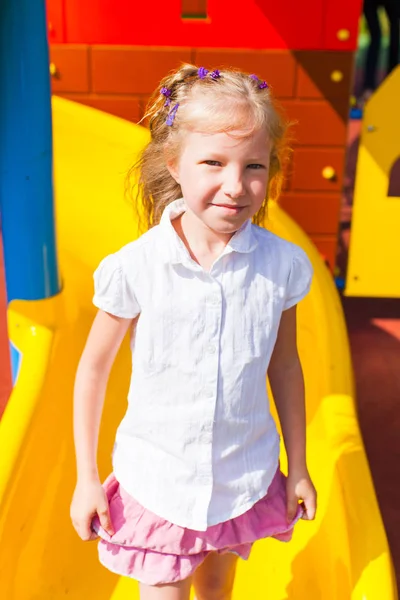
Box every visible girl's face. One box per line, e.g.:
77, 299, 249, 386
168, 127, 271, 237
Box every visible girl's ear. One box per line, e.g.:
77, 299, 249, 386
166, 159, 180, 184
164, 145, 180, 183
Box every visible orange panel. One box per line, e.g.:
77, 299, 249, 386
279, 192, 341, 235
58, 94, 141, 123
49, 45, 90, 93
295, 51, 354, 100
291, 148, 346, 192
91, 47, 192, 94
310, 235, 338, 271
281, 100, 348, 146
195, 50, 296, 98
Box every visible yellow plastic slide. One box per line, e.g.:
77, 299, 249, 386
0, 97, 397, 599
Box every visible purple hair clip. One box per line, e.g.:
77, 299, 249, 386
249, 74, 269, 89
160, 86, 172, 106
166, 103, 180, 126
210, 69, 221, 80
198, 67, 209, 79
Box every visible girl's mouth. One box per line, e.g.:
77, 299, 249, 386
212, 204, 245, 213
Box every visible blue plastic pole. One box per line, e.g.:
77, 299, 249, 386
0, 0, 60, 302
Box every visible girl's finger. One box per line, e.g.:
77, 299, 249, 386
77, 521, 98, 541
301, 495, 317, 521
286, 493, 299, 522
98, 506, 115, 537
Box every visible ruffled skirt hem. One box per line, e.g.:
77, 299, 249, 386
92, 467, 303, 585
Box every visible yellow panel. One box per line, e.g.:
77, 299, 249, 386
0, 97, 397, 599
346, 66, 400, 297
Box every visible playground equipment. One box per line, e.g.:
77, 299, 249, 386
0, 1, 398, 598
0, 95, 397, 600
345, 65, 400, 298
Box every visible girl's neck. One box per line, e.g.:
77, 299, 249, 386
172, 209, 235, 271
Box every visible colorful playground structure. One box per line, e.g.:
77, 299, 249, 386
346, 65, 400, 297
0, 1, 399, 598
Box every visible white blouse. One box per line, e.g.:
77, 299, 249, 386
93, 198, 313, 530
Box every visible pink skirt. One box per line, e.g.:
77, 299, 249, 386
92, 467, 303, 586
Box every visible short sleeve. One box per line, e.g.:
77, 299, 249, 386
283, 245, 313, 310
93, 253, 140, 319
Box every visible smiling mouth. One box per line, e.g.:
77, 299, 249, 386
212, 204, 245, 210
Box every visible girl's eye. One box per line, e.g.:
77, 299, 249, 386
204, 160, 222, 167
247, 164, 265, 170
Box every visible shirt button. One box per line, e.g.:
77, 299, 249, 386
210, 295, 219, 306
207, 344, 217, 354
205, 389, 214, 398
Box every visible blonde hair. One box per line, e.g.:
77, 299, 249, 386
126, 63, 290, 233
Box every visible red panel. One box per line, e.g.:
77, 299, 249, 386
46, 0, 66, 43
63, 0, 324, 49
323, 0, 363, 50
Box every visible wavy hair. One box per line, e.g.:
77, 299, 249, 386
126, 63, 291, 233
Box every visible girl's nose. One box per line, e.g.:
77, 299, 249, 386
222, 172, 245, 198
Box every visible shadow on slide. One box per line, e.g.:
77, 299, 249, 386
0, 97, 397, 599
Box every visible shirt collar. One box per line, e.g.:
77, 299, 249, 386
159, 198, 258, 267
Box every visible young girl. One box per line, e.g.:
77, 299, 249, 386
70, 64, 317, 600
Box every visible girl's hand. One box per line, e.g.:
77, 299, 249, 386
286, 468, 317, 522
70, 479, 114, 541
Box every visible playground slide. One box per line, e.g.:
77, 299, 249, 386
0, 97, 397, 599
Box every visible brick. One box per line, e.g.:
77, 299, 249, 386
291, 148, 346, 192
49, 45, 90, 93
91, 47, 192, 94
281, 100, 348, 146
279, 192, 341, 235
195, 49, 296, 98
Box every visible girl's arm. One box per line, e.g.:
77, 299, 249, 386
71, 310, 133, 540
267, 305, 317, 522
74, 310, 133, 482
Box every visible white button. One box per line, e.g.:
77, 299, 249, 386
205, 389, 214, 398
207, 344, 216, 354
210, 295, 219, 305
